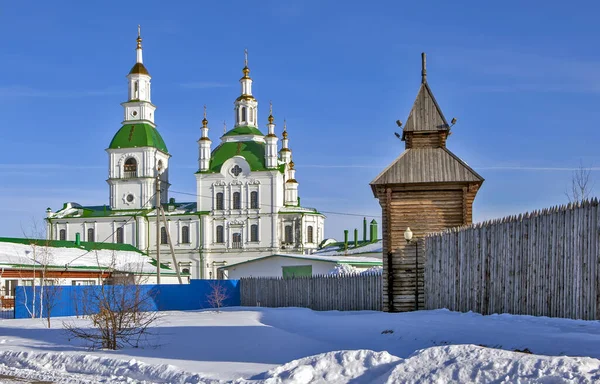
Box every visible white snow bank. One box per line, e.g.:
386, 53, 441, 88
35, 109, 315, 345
382, 345, 600, 384
256, 350, 400, 384
0, 350, 219, 384
316, 240, 382, 256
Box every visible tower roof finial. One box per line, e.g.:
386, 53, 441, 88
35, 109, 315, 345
242, 49, 250, 78
137, 25, 142, 49
202, 105, 208, 127
268, 100, 274, 124
282, 118, 288, 139
223, 120, 227, 134
421, 52, 427, 84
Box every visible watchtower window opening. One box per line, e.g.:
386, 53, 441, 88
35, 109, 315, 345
216, 192, 224, 210
307, 226, 314, 243
87, 228, 95, 243
232, 233, 242, 249
124, 158, 137, 178
216, 225, 224, 243
233, 192, 241, 209
160, 227, 168, 244
250, 191, 258, 209
116, 227, 124, 244
181, 225, 190, 244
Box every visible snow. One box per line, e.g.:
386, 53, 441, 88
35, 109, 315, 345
315, 240, 383, 256
0, 241, 167, 273
328, 264, 383, 275
1, 308, 600, 383
274, 253, 382, 265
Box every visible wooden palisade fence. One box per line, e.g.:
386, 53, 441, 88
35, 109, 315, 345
425, 198, 600, 320
240, 273, 382, 311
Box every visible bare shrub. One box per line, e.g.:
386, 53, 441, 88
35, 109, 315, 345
206, 281, 229, 313
566, 161, 595, 203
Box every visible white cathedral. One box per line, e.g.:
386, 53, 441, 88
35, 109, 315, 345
45, 30, 325, 279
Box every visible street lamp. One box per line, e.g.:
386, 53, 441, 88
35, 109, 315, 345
404, 227, 418, 311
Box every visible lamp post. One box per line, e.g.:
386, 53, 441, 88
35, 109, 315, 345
404, 227, 418, 311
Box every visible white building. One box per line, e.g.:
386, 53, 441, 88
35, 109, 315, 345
45, 29, 325, 279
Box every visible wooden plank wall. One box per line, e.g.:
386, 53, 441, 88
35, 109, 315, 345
377, 184, 473, 312
239, 274, 382, 311
424, 199, 600, 320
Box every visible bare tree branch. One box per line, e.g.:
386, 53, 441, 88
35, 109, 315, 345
566, 160, 595, 203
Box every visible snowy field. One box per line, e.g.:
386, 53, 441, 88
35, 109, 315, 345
1, 307, 600, 383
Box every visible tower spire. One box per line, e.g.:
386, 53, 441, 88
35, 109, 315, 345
198, 105, 212, 171
136, 25, 143, 63
242, 48, 250, 78
421, 52, 427, 84
202, 105, 208, 127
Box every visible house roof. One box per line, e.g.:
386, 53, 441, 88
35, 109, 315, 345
401, 81, 449, 139
218, 253, 382, 270
313, 240, 383, 256
47, 202, 204, 219
0, 237, 177, 275
370, 147, 484, 186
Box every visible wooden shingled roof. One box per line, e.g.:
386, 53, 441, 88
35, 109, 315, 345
401, 81, 449, 140
370, 147, 484, 186
370, 53, 484, 189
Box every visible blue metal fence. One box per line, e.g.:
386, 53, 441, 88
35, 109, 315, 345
14, 280, 240, 319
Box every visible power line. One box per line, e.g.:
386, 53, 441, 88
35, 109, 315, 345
168, 189, 381, 219
64, 192, 158, 267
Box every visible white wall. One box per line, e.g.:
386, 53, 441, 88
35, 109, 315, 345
223, 256, 337, 279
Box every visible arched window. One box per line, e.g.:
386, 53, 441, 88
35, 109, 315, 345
87, 228, 95, 243
160, 227, 168, 244
116, 227, 124, 244
59, 229, 66, 241
249, 108, 253, 123
241, 107, 247, 122
134, 81, 139, 99
284, 225, 293, 244
250, 191, 258, 209
181, 225, 190, 244
307, 226, 314, 243
216, 192, 224, 210
233, 192, 241, 209
124, 158, 137, 178
251, 224, 259, 242
157, 160, 164, 173
216, 225, 224, 243
232, 233, 242, 249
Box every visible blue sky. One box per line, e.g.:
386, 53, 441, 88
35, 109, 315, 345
0, 0, 598, 240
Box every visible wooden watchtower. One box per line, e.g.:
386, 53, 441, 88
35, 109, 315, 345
370, 53, 484, 312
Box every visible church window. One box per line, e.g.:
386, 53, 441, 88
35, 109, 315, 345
307, 226, 314, 243
160, 227, 168, 244
249, 108, 253, 123
233, 192, 241, 209
251, 224, 258, 242
157, 160, 164, 173
134, 81, 139, 99
241, 107, 247, 122
232, 233, 242, 249
284, 225, 293, 244
231, 165, 242, 177
87, 228, 95, 243
59, 229, 66, 241
216, 225, 224, 243
216, 192, 224, 210
116, 227, 124, 244
124, 158, 137, 178
250, 191, 258, 209
181, 225, 190, 244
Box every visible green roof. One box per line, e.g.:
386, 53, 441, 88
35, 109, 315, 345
109, 123, 168, 153
206, 141, 267, 173
223, 125, 264, 137
0, 237, 145, 254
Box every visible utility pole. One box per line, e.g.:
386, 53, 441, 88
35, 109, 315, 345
156, 172, 161, 285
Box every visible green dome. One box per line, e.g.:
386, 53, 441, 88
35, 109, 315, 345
109, 123, 168, 153
206, 141, 266, 173
222, 125, 264, 137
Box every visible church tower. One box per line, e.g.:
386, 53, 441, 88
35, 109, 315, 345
106, 27, 170, 210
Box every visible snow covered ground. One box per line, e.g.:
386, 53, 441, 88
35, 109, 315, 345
1, 308, 600, 383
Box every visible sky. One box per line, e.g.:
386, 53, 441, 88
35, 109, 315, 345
0, 0, 599, 240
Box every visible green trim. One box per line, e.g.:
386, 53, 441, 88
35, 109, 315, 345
108, 123, 168, 153
222, 125, 264, 137
0, 237, 144, 254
